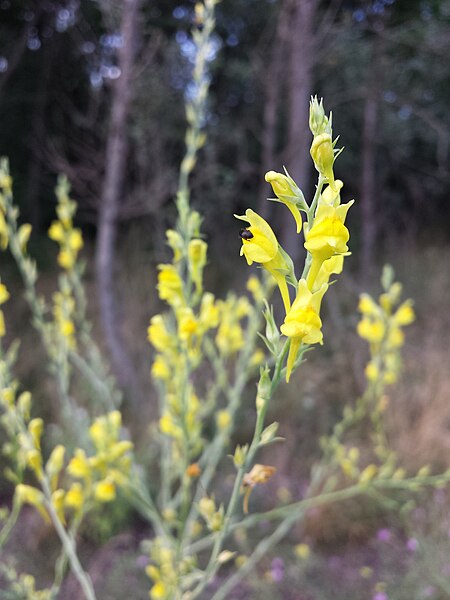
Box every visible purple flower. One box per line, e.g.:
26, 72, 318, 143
406, 537, 419, 552
271, 557, 285, 582
423, 586, 436, 598
376, 528, 391, 542
372, 593, 388, 600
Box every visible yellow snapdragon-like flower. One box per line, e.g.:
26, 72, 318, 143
148, 315, 173, 353
264, 170, 303, 233
15, 484, 49, 522
166, 229, 184, 262
151, 355, 171, 380
0, 280, 9, 338
67, 449, 91, 479
280, 280, 328, 382
198, 292, 220, 332
188, 238, 207, 293
304, 201, 353, 289
95, 478, 116, 502
235, 209, 291, 312
357, 318, 385, 344
178, 307, 199, 342
393, 300, 415, 326
313, 255, 344, 290
157, 264, 185, 309
320, 180, 344, 207
0, 210, 8, 250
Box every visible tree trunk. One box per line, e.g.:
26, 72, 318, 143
360, 35, 382, 281
95, 0, 142, 410
282, 0, 318, 260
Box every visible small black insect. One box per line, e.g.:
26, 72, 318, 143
239, 228, 253, 240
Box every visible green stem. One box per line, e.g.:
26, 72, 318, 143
41, 479, 97, 600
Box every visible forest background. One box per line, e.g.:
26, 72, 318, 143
1, 0, 450, 598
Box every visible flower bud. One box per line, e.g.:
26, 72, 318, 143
310, 133, 336, 189
309, 96, 331, 136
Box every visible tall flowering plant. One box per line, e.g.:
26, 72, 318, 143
0, 3, 449, 599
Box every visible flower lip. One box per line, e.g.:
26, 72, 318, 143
239, 228, 254, 240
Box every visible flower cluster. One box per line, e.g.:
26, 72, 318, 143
1, 369, 133, 524
237, 97, 353, 382
48, 176, 83, 271
148, 231, 264, 461
358, 266, 415, 385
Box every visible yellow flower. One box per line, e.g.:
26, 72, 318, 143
358, 293, 380, 317
166, 229, 184, 262
52, 489, 66, 524
393, 300, 415, 326
95, 478, 116, 502
65, 482, 84, 511
216, 409, 231, 431
310, 133, 336, 190
18, 223, 32, 252
320, 180, 344, 206
178, 308, 199, 343
157, 264, 184, 308
359, 464, 378, 483
313, 255, 344, 290
281, 280, 328, 382
28, 418, 44, 449
151, 355, 171, 380
304, 201, 353, 289
159, 413, 181, 439
198, 292, 219, 331
68, 229, 83, 251
15, 484, 49, 522
57, 249, 75, 270
215, 322, 244, 356
0, 283, 10, 304
0, 311, 5, 337
45, 445, 65, 490
264, 170, 303, 233
67, 449, 91, 479
295, 543, 310, 560
48, 221, 65, 242
188, 239, 207, 292
0, 211, 9, 249
235, 209, 291, 312
147, 315, 173, 353
357, 318, 385, 344
150, 581, 167, 600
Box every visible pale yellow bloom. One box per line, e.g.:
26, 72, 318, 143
235, 209, 291, 312
357, 318, 385, 344
304, 201, 353, 289
264, 170, 303, 233
48, 221, 65, 242
15, 484, 49, 522
151, 355, 171, 380
148, 315, 173, 353
95, 478, 116, 502
157, 264, 184, 308
281, 280, 328, 382
67, 449, 91, 479
65, 482, 84, 510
